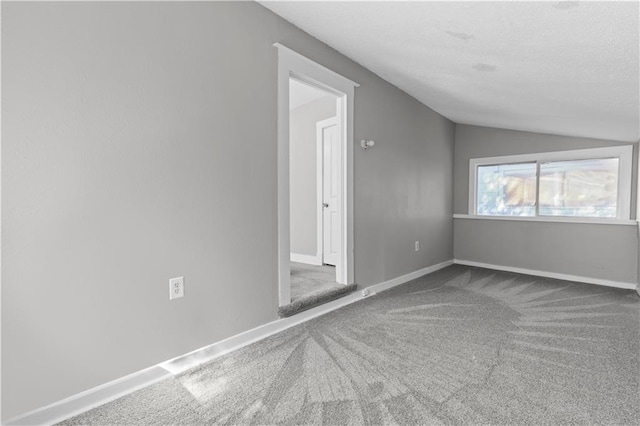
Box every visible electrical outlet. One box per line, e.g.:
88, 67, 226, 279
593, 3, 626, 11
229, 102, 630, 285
169, 276, 184, 300
415, 241, 420, 251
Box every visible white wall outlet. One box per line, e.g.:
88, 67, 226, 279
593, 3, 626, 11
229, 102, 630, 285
169, 276, 184, 300
415, 241, 420, 251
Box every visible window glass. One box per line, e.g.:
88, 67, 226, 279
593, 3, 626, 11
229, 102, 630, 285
539, 158, 618, 218
477, 163, 537, 216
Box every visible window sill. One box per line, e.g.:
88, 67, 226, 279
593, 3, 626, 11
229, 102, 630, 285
453, 214, 637, 226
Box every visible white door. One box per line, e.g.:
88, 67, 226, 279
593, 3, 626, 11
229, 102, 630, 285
321, 120, 340, 266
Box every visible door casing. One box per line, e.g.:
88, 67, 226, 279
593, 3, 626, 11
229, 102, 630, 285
275, 43, 358, 307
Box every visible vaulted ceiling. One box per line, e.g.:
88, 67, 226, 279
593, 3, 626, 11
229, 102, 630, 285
261, 1, 639, 142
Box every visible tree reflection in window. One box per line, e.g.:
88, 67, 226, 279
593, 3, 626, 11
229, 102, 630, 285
539, 158, 618, 218
477, 163, 536, 216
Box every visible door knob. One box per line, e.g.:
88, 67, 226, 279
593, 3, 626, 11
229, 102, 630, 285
323, 203, 329, 208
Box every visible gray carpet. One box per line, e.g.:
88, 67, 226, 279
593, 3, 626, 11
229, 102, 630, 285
278, 262, 356, 317
278, 283, 358, 318
61, 265, 640, 425
290, 262, 340, 301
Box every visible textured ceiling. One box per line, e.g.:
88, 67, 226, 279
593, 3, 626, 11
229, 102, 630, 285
261, 1, 639, 142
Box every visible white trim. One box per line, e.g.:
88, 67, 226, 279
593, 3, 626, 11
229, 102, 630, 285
468, 145, 634, 219
276, 43, 357, 306
637, 143, 640, 220
273, 43, 360, 89
453, 213, 637, 226
4, 366, 172, 426
162, 261, 453, 376
316, 117, 338, 267
316, 120, 324, 264
468, 157, 477, 218
7, 260, 453, 426
0, 4, 3, 422
290, 253, 322, 266
338, 93, 355, 286
469, 146, 634, 171
364, 260, 455, 295
453, 259, 637, 290
277, 53, 291, 307
637, 144, 640, 297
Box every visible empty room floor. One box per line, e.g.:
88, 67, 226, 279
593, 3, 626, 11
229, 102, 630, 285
62, 265, 640, 425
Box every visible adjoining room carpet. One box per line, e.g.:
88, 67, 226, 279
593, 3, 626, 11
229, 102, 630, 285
278, 283, 358, 318
61, 265, 640, 425
290, 262, 340, 301
278, 262, 356, 317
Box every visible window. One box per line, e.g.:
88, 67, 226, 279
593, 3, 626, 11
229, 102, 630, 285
539, 158, 619, 218
470, 146, 633, 220
477, 163, 536, 216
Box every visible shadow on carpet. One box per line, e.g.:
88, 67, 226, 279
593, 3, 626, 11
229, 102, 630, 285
278, 283, 357, 317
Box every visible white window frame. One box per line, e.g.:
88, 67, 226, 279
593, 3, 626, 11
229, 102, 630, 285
468, 146, 634, 222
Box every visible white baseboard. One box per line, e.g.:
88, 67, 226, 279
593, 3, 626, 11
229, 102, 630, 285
4, 366, 171, 426
290, 253, 322, 266
365, 259, 454, 295
5, 259, 453, 426
454, 259, 638, 291
162, 259, 453, 375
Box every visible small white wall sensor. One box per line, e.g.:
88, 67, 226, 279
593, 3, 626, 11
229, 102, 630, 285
360, 139, 375, 150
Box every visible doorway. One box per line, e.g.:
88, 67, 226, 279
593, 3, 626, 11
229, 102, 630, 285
275, 44, 358, 311
288, 80, 341, 303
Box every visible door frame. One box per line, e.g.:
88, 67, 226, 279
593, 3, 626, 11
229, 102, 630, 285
316, 117, 339, 266
275, 43, 358, 307
637, 144, 640, 296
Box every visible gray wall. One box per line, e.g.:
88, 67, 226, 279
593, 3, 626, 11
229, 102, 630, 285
353, 81, 455, 285
290, 96, 336, 256
454, 219, 638, 283
1, 2, 455, 420
454, 124, 638, 283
